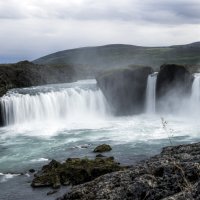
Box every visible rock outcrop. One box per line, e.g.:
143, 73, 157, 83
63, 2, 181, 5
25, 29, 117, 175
59, 142, 200, 200
96, 66, 153, 115
0, 61, 75, 97
31, 157, 127, 189
93, 144, 112, 153
156, 64, 193, 112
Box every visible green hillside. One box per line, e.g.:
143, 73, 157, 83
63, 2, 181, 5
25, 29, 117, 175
34, 42, 200, 77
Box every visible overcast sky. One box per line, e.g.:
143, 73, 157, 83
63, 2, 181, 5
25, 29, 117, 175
0, 0, 200, 63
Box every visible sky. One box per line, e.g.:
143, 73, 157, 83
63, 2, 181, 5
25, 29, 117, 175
0, 0, 200, 63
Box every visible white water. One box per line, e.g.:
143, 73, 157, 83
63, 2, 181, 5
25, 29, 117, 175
146, 72, 158, 114
0, 81, 109, 126
0, 173, 20, 183
1, 79, 200, 200
0, 79, 200, 181
191, 74, 200, 114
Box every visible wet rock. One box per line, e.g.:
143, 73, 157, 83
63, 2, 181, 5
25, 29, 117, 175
156, 64, 193, 112
96, 154, 106, 158
79, 144, 91, 149
29, 169, 35, 173
96, 66, 153, 115
47, 190, 58, 195
59, 142, 200, 200
74, 144, 92, 149
93, 144, 112, 153
31, 157, 126, 189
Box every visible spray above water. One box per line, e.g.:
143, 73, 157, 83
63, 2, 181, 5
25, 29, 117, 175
1, 77, 200, 178
1, 73, 200, 128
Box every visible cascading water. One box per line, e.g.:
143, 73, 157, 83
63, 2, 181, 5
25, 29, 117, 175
146, 72, 158, 114
190, 73, 200, 114
0, 80, 109, 126
1, 80, 200, 200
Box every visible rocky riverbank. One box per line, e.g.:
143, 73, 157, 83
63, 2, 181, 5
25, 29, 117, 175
57, 142, 200, 200
31, 156, 127, 189
0, 61, 76, 97
31, 144, 129, 189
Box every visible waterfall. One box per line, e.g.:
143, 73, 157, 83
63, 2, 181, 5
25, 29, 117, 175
146, 72, 158, 114
190, 74, 200, 113
0, 82, 109, 126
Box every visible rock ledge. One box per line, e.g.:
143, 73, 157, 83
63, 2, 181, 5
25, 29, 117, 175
59, 142, 200, 200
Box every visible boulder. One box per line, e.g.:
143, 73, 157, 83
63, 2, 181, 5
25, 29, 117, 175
96, 66, 153, 115
93, 144, 112, 153
96, 154, 106, 158
29, 169, 36, 173
31, 157, 127, 189
156, 64, 193, 112
47, 190, 58, 196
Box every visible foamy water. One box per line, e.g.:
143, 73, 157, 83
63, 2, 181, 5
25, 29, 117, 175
0, 79, 200, 180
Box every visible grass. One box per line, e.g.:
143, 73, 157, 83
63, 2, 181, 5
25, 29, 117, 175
34, 44, 200, 70
161, 117, 174, 146
161, 117, 193, 195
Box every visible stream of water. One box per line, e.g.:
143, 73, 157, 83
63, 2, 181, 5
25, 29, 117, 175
0, 77, 200, 199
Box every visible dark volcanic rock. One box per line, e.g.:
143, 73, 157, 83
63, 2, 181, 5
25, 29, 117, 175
93, 144, 112, 153
59, 142, 200, 200
29, 169, 36, 173
96, 154, 106, 158
47, 190, 58, 195
31, 157, 126, 189
156, 64, 193, 112
0, 61, 75, 97
96, 66, 153, 115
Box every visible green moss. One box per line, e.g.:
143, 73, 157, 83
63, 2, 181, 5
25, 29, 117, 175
31, 157, 126, 188
93, 144, 112, 153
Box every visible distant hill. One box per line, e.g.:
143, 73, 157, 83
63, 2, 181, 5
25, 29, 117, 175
34, 42, 200, 78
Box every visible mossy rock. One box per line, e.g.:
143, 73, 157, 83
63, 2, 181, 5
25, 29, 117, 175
93, 144, 112, 153
31, 157, 126, 188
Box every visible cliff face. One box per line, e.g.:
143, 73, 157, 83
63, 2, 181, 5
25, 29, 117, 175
156, 64, 193, 98
0, 61, 75, 97
96, 66, 153, 115
156, 64, 194, 112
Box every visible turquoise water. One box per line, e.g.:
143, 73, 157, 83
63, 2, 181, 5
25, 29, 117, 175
0, 80, 200, 200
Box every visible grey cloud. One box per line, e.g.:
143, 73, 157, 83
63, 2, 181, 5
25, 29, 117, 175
139, 0, 200, 24
0, 0, 200, 63
0, 1, 26, 19
0, 0, 200, 25
1, 18, 200, 62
